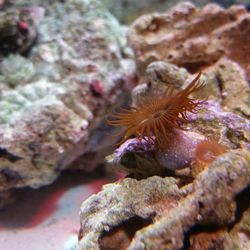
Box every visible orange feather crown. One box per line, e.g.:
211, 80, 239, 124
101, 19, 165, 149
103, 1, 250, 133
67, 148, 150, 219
108, 72, 205, 147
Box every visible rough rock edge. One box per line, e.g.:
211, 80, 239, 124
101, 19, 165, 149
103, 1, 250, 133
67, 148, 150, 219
77, 149, 250, 249
0, 0, 135, 197
128, 2, 250, 80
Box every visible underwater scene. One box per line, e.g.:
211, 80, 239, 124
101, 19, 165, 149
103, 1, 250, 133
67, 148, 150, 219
0, 0, 249, 249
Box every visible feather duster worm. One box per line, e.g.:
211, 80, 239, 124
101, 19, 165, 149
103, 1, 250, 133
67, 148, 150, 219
108, 72, 205, 148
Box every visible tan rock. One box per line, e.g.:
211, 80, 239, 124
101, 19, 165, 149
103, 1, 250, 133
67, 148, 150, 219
128, 2, 250, 81
78, 149, 250, 249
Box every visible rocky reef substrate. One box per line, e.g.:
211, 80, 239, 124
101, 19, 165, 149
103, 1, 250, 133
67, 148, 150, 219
0, 0, 135, 207
77, 2, 250, 249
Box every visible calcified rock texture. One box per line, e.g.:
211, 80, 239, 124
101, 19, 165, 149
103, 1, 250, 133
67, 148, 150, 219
78, 63, 250, 249
128, 2, 250, 83
78, 3, 250, 249
80, 63, 250, 248
188, 206, 250, 250
78, 150, 250, 250
0, 0, 135, 196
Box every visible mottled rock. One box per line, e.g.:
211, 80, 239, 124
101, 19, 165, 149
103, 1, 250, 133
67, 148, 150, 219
78, 149, 250, 249
188, 230, 230, 250
188, 101, 250, 149
188, 206, 250, 250
128, 2, 250, 81
78, 176, 183, 250
77, 2, 250, 248
132, 58, 249, 117
1, 54, 35, 87
131, 61, 189, 107
78, 2, 250, 249
201, 58, 250, 116
227, 207, 250, 250
0, 0, 135, 197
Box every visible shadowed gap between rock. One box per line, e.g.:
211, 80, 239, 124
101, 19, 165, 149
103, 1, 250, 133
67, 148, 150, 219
181, 224, 224, 250
99, 215, 153, 250
178, 60, 218, 74
0, 148, 23, 162
180, 184, 250, 250
215, 73, 224, 101
228, 184, 250, 230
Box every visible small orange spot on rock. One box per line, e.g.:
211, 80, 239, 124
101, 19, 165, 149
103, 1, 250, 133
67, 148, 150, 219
192, 139, 228, 175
